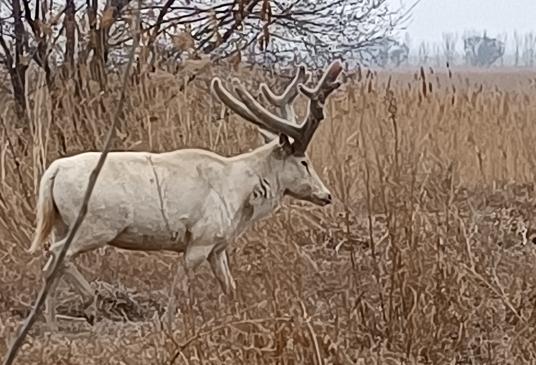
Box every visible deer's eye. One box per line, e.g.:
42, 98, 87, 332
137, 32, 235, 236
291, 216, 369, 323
300, 160, 311, 174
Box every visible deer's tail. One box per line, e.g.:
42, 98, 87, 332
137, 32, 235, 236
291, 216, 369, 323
28, 163, 60, 254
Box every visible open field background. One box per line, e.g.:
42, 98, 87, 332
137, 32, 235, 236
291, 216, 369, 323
1, 63, 536, 364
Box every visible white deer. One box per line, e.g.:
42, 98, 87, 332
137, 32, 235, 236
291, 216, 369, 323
28, 60, 344, 330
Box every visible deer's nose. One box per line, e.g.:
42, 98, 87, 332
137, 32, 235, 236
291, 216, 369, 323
321, 193, 333, 205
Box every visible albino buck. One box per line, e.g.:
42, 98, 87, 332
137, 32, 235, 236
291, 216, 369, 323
28, 60, 343, 330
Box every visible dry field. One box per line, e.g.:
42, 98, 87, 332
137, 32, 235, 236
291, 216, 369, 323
1, 63, 536, 364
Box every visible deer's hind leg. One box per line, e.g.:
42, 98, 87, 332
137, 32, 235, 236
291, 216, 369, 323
63, 262, 98, 325
42, 215, 127, 330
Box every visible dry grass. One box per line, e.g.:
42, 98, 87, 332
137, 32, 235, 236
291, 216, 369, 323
1, 63, 536, 364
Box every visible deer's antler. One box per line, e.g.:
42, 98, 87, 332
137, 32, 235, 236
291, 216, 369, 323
211, 60, 344, 154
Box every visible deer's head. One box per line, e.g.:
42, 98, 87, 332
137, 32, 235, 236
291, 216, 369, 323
211, 61, 344, 206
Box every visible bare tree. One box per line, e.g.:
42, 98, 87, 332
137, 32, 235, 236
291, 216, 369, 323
0, 0, 408, 122
463, 32, 505, 67
442, 32, 457, 65
514, 31, 521, 66
522, 32, 535, 67
0, 0, 28, 120
404, 32, 412, 63
418, 41, 430, 66
497, 31, 507, 66
64, 0, 76, 75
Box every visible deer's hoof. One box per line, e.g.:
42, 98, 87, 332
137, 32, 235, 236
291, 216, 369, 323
83, 313, 95, 326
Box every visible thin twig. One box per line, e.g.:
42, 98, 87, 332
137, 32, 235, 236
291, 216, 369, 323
1, 5, 142, 365
298, 299, 323, 365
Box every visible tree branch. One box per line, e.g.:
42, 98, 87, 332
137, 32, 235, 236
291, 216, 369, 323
0, 33, 13, 66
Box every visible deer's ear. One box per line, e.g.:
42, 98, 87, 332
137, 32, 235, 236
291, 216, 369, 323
257, 127, 277, 144
278, 134, 295, 155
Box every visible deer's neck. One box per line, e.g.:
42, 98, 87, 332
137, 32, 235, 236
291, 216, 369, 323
228, 142, 285, 225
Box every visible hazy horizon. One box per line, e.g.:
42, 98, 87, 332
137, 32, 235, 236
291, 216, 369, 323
390, 0, 535, 44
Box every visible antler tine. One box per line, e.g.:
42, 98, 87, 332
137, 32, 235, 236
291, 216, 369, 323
298, 60, 343, 101
293, 60, 344, 154
259, 65, 311, 123
260, 65, 310, 105
232, 79, 303, 141
211, 77, 302, 141
211, 78, 278, 133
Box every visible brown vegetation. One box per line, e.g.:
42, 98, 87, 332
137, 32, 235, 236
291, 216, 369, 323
1, 63, 536, 364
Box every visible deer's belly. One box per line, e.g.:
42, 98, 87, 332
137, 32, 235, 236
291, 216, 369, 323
110, 227, 190, 252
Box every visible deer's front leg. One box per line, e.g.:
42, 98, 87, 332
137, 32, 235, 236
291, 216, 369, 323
166, 243, 212, 330
209, 247, 236, 298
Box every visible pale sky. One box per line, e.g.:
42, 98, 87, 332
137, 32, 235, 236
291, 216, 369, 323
390, 0, 536, 43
